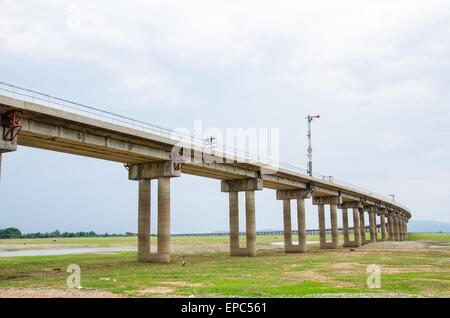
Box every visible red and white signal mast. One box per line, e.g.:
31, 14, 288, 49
306, 114, 320, 177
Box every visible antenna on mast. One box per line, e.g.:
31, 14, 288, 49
306, 114, 320, 177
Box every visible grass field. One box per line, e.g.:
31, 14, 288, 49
0, 233, 448, 298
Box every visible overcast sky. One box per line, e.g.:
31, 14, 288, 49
0, 0, 449, 234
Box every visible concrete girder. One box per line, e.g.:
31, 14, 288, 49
129, 161, 181, 180
312, 195, 342, 205
339, 201, 363, 209
276, 189, 313, 200
221, 178, 263, 192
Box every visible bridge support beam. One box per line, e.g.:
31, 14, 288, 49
379, 209, 387, 241
130, 161, 180, 263
313, 196, 341, 249
339, 202, 363, 247
276, 189, 312, 253
404, 217, 409, 241
364, 206, 378, 243
398, 215, 404, 241
393, 214, 401, 241
359, 209, 369, 245
387, 213, 394, 241
342, 208, 349, 247
222, 178, 263, 257
401, 216, 407, 241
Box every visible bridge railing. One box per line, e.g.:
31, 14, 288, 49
0, 81, 409, 213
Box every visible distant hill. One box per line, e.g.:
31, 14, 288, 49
408, 220, 450, 233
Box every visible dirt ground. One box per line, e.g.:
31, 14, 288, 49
360, 240, 449, 249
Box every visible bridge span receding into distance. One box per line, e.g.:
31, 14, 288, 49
0, 81, 411, 263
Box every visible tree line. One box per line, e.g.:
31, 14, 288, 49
0, 227, 136, 239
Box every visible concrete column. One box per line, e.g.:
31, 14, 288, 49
359, 210, 367, 245
297, 199, 307, 253
156, 176, 171, 262
330, 204, 339, 248
387, 214, 394, 241
277, 189, 311, 253
283, 200, 293, 250
404, 218, 408, 240
397, 216, 403, 241
404, 219, 408, 240
400, 218, 406, 241
229, 192, 239, 251
392, 215, 397, 241
369, 211, 377, 242
352, 208, 361, 247
130, 161, 179, 264
245, 191, 256, 257
138, 179, 151, 262
380, 214, 386, 241
223, 178, 262, 257
394, 216, 400, 241
318, 204, 326, 248
342, 208, 350, 247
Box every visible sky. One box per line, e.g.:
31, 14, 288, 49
0, 0, 449, 234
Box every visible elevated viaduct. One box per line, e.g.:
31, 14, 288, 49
0, 82, 411, 263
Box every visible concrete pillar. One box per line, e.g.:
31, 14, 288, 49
318, 204, 326, 248
229, 191, 257, 257
138, 179, 151, 262
222, 178, 262, 257
394, 216, 400, 241
277, 189, 311, 253
297, 199, 307, 253
400, 217, 406, 241
130, 161, 179, 264
317, 204, 338, 249
245, 191, 257, 257
156, 177, 171, 262
369, 211, 377, 242
380, 214, 386, 241
387, 214, 394, 241
342, 208, 350, 247
352, 208, 361, 247
283, 200, 293, 249
330, 204, 339, 248
398, 216, 403, 241
312, 196, 341, 249
359, 210, 368, 245
404, 218, 408, 240
229, 192, 239, 251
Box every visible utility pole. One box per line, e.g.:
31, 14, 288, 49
306, 115, 320, 177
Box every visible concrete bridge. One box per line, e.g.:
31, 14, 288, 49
0, 82, 411, 263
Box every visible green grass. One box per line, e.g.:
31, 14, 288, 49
407, 233, 450, 241
0, 233, 448, 298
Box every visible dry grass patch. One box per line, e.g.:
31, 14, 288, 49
159, 281, 203, 287
135, 287, 175, 295
379, 265, 450, 274
0, 288, 121, 298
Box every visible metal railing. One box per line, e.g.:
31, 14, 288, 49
0, 81, 410, 213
